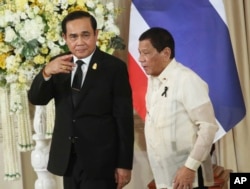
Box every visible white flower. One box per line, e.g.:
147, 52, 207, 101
26, 6, 40, 19
4, 10, 15, 23
106, 2, 114, 11
47, 42, 62, 57
60, 1, 69, 10
19, 11, 27, 20
107, 14, 115, 23
5, 55, 20, 72
10, 12, 21, 25
95, 4, 104, 15
95, 15, 105, 29
38, 36, 46, 44
19, 64, 36, 83
58, 38, 66, 46
4, 26, 17, 42
19, 16, 45, 42
86, 0, 95, 9
14, 47, 23, 56
104, 21, 120, 36
47, 41, 57, 50
6, 74, 18, 84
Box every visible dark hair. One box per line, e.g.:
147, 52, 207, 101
61, 10, 97, 34
139, 27, 175, 58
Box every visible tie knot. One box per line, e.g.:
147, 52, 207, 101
76, 60, 84, 66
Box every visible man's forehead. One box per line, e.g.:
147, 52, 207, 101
139, 40, 154, 49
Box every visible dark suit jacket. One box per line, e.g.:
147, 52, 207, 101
28, 48, 134, 179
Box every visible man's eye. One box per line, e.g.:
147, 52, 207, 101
70, 35, 78, 40
81, 33, 91, 38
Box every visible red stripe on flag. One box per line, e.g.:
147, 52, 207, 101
128, 53, 147, 120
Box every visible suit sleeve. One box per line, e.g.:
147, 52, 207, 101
112, 61, 134, 169
28, 68, 54, 105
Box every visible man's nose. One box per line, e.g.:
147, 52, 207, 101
77, 36, 86, 43
75, 35, 89, 44
138, 54, 145, 63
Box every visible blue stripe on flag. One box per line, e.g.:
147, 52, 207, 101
132, 0, 246, 132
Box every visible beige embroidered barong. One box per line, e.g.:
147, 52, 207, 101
145, 59, 218, 189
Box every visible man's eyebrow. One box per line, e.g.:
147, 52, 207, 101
82, 31, 91, 34
69, 31, 90, 35
69, 33, 77, 36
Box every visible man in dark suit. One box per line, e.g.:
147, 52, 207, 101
28, 11, 134, 189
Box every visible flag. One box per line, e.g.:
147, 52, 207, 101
128, 0, 246, 140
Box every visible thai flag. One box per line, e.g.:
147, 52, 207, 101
128, 0, 246, 141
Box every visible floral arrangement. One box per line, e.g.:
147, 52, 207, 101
0, 0, 125, 91
0, 0, 125, 181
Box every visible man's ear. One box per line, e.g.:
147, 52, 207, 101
95, 29, 99, 36
62, 33, 66, 41
162, 47, 171, 59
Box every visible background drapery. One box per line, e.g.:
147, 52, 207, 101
215, 0, 250, 172
0, 0, 250, 188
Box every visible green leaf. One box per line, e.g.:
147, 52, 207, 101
21, 39, 39, 60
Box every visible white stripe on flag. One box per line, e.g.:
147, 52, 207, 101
129, 3, 148, 75
209, 0, 227, 25
214, 120, 226, 142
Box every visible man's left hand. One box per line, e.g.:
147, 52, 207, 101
115, 168, 131, 189
173, 166, 195, 189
